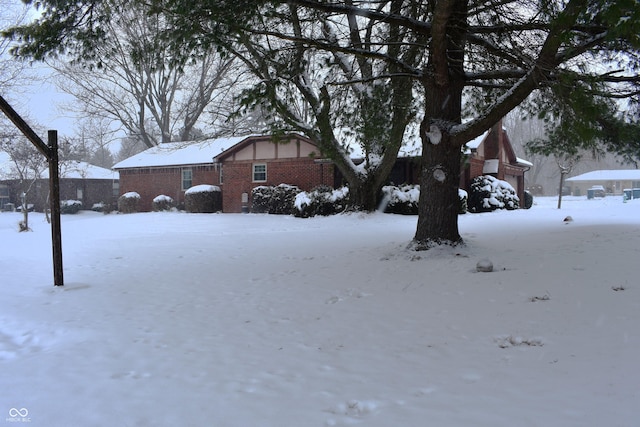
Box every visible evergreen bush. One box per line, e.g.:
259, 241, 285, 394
381, 184, 419, 214
251, 184, 300, 214
153, 195, 174, 212
380, 185, 468, 215
118, 192, 140, 214
60, 200, 82, 214
458, 189, 468, 214
250, 186, 274, 213
294, 185, 349, 218
468, 175, 519, 213
523, 190, 534, 209
185, 185, 221, 213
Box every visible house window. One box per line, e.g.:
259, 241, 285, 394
253, 164, 267, 182
112, 181, 120, 198
219, 166, 224, 184
182, 168, 193, 190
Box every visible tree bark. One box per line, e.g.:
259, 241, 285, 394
413, 119, 464, 248
412, 0, 466, 248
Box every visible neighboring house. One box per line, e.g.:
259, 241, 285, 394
565, 170, 640, 196
112, 134, 335, 212
113, 123, 530, 213
0, 158, 119, 211
463, 119, 532, 201
391, 119, 531, 201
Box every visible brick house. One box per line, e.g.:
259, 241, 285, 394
112, 134, 334, 212
391, 119, 531, 201
463, 119, 531, 201
0, 159, 118, 211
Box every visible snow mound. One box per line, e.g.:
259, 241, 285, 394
185, 184, 221, 194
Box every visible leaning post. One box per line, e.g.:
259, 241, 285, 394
0, 95, 65, 287
48, 130, 64, 286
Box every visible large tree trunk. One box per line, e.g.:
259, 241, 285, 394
411, 0, 467, 249
346, 174, 384, 212
413, 119, 463, 248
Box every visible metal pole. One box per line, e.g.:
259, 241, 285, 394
48, 130, 64, 286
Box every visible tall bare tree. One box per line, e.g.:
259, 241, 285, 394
49, 1, 238, 147
0, 134, 47, 229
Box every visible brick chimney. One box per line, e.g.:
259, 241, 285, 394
484, 118, 503, 160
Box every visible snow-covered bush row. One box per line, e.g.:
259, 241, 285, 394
118, 191, 140, 214
381, 185, 468, 215
185, 185, 221, 213
294, 185, 349, 218
60, 199, 82, 214
153, 195, 174, 212
381, 184, 420, 214
251, 184, 300, 214
468, 175, 519, 213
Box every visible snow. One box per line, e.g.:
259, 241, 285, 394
0, 157, 115, 181
425, 124, 442, 145
53, 161, 116, 180
153, 195, 173, 203
566, 169, 640, 182
111, 136, 250, 170
121, 191, 140, 199
465, 130, 487, 151
1, 196, 639, 426
184, 184, 220, 194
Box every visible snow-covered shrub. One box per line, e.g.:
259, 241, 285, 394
468, 175, 519, 213
381, 184, 420, 214
118, 192, 140, 214
60, 199, 82, 214
153, 195, 174, 212
380, 185, 468, 215
92, 202, 115, 214
251, 184, 301, 214
458, 188, 468, 214
294, 185, 349, 218
185, 185, 221, 213
523, 190, 533, 209
251, 186, 274, 213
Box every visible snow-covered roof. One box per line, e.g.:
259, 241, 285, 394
112, 136, 250, 170
50, 161, 117, 180
465, 131, 488, 150
1, 154, 115, 181
516, 157, 533, 167
566, 169, 640, 182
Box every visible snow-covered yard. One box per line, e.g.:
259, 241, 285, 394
1, 196, 638, 426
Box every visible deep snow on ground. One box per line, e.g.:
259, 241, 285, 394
1, 196, 639, 427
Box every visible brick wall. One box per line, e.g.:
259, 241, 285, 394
59, 178, 116, 210
222, 159, 334, 212
1, 178, 115, 211
119, 165, 219, 211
